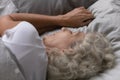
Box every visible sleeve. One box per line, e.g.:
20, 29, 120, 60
0, 39, 25, 80
2, 21, 48, 80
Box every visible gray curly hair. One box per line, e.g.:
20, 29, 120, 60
47, 32, 115, 80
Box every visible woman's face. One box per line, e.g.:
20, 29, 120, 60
43, 28, 85, 49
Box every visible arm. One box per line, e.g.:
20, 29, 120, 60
9, 7, 94, 27
0, 7, 94, 36
0, 14, 62, 36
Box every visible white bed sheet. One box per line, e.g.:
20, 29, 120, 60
85, 0, 120, 80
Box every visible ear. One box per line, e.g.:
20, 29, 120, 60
46, 47, 52, 54
60, 49, 70, 54
60, 49, 65, 54
61, 48, 74, 53
46, 47, 51, 50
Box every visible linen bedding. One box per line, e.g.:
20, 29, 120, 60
87, 0, 120, 80
74, 0, 120, 80
0, 0, 120, 80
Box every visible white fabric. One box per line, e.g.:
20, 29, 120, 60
11, 0, 97, 15
0, 39, 25, 80
2, 21, 48, 80
77, 0, 120, 80
0, 0, 18, 15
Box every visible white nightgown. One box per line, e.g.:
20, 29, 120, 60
2, 21, 48, 80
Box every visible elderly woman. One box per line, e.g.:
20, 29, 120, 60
0, 7, 115, 80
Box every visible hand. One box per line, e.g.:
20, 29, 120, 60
60, 7, 94, 27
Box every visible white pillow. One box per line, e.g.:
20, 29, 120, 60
11, 0, 97, 15
80, 0, 120, 80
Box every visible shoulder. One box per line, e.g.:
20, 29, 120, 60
0, 15, 19, 36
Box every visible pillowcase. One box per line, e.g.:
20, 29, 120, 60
80, 0, 120, 80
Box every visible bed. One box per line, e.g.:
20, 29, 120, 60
0, 0, 120, 80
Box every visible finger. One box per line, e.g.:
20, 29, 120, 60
81, 19, 93, 26
79, 9, 92, 14
82, 14, 94, 21
79, 7, 85, 9
77, 8, 92, 14
76, 7, 85, 9
76, 7, 86, 11
84, 10, 92, 14
81, 10, 92, 14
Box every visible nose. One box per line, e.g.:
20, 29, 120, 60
73, 32, 80, 35
61, 27, 72, 33
61, 27, 68, 31
73, 31, 85, 36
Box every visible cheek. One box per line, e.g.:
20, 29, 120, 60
52, 38, 72, 48
43, 37, 54, 46
43, 36, 61, 47
43, 34, 72, 48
